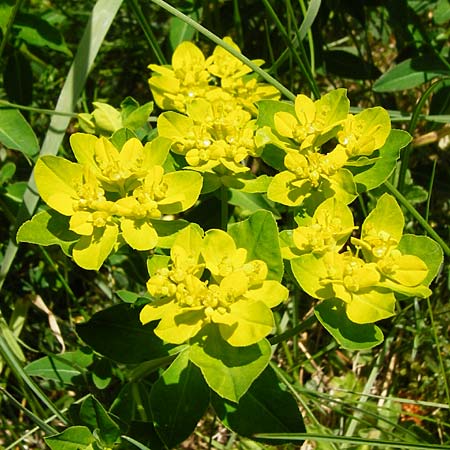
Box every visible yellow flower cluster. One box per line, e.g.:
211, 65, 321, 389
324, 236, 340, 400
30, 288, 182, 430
148, 37, 279, 115
34, 134, 203, 269
140, 227, 288, 346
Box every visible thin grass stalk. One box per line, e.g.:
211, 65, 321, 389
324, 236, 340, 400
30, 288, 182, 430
397, 77, 450, 193
426, 296, 450, 407
150, 0, 295, 101
0, 0, 124, 293
298, 0, 316, 76
127, 0, 167, 65
384, 181, 450, 258
0, 335, 67, 424
261, 0, 320, 98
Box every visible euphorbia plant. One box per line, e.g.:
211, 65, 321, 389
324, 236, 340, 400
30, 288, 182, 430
16, 35, 443, 450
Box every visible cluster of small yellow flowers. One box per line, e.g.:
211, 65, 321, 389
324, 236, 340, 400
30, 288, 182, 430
34, 134, 203, 269
287, 195, 431, 324
157, 98, 261, 179
265, 89, 391, 208
148, 37, 280, 115
140, 227, 288, 347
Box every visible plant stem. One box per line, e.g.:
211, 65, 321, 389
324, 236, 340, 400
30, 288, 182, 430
150, 0, 295, 101
0, 100, 76, 117
0, 0, 25, 62
220, 184, 228, 230
384, 181, 450, 258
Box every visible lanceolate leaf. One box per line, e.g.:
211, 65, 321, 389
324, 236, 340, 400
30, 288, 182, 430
373, 56, 450, 92
150, 351, 210, 448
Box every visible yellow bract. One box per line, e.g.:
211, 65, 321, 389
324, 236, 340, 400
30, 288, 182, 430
148, 37, 279, 115
34, 135, 203, 270
140, 227, 288, 346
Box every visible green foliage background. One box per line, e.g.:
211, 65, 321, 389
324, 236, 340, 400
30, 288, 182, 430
1, 0, 450, 449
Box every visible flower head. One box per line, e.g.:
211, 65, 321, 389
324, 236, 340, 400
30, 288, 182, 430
140, 226, 288, 346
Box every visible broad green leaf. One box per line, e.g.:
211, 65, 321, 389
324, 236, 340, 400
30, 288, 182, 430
34, 156, 83, 215
45, 426, 95, 450
434, 0, 450, 24
315, 299, 384, 350
14, 13, 72, 55
25, 349, 93, 385
353, 129, 411, 191
123, 101, 153, 130
76, 303, 174, 363
362, 193, 404, 243
72, 223, 118, 270
145, 136, 172, 167
69, 133, 97, 166
398, 234, 444, 286
0, 109, 40, 156
373, 56, 450, 92
17, 210, 78, 255
212, 366, 305, 445
110, 127, 138, 150
228, 210, 284, 281
189, 326, 271, 402
79, 395, 121, 446
150, 351, 209, 448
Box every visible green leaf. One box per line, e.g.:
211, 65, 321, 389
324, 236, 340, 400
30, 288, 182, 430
434, 0, 450, 24
353, 129, 411, 192
122, 101, 154, 130
14, 13, 72, 55
373, 57, 450, 92
0, 0, 14, 33
256, 100, 295, 129
110, 127, 138, 150
17, 210, 78, 256
228, 189, 281, 218
150, 351, 210, 448
79, 395, 121, 446
228, 210, 284, 282
212, 366, 305, 445
0, 108, 40, 156
189, 326, 271, 402
76, 303, 174, 363
152, 219, 199, 248
0, 161, 15, 185
45, 426, 95, 450
315, 299, 384, 350
25, 349, 93, 385
169, 14, 197, 50
398, 234, 444, 286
